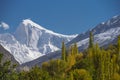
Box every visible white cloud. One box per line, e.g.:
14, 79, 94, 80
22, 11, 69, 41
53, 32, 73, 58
0, 22, 9, 30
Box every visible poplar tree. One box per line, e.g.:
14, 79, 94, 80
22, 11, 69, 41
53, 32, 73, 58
61, 41, 66, 61
117, 35, 120, 74
73, 43, 79, 55
89, 31, 94, 48
117, 36, 120, 63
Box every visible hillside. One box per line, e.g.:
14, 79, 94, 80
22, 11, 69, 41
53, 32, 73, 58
0, 44, 19, 65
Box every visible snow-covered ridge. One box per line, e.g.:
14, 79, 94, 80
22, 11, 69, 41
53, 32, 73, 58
20, 15, 120, 67
67, 15, 120, 51
0, 19, 77, 64
1, 14, 120, 64
77, 27, 120, 49
22, 19, 78, 38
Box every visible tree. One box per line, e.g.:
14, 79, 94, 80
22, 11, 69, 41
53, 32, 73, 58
28, 66, 50, 80
42, 59, 67, 79
72, 69, 92, 80
66, 46, 76, 70
18, 71, 29, 80
117, 36, 120, 64
118, 36, 120, 55
69, 72, 74, 80
89, 31, 94, 48
112, 73, 120, 80
73, 43, 79, 55
61, 41, 66, 61
0, 53, 3, 64
117, 36, 120, 75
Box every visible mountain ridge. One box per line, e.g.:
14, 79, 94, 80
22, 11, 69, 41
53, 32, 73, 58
67, 15, 120, 48
19, 15, 120, 68
0, 19, 77, 64
20, 19, 77, 37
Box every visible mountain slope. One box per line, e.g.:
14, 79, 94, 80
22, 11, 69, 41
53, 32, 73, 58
20, 15, 120, 68
67, 15, 120, 50
0, 33, 41, 64
0, 44, 19, 65
0, 19, 77, 64
14, 19, 77, 54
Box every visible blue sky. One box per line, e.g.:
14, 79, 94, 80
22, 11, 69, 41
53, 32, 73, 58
0, 0, 120, 34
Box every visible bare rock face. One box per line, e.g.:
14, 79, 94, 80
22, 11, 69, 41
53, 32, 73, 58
0, 44, 19, 66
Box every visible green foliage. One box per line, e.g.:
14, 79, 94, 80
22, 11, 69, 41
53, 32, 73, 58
89, 31, 94, 48
1, 35, 120, 80
73, 43, 79, 55
112, 73, 120, 80
0, 53, 3, 63
18, 71, 29, 80
61, 41, 66, 61
117, 35, 120, 68
117, 36, 120, 54
28, 66, 50, 80
72, 69, 92, 80
42, 59, 68, 79
0, 53, 18, 80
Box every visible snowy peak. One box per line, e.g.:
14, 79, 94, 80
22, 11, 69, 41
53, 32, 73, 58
22, 19, 46, 30
14, 19, 77, 46
67, 15, 120, 51
92, 15, 120, 34
0, 19, 77, 64
21, 19, 77, 38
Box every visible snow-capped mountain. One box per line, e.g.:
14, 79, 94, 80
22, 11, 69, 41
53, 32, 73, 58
67, 15, 120, 50
20, 15, 120, 68
0, 19, 77, 64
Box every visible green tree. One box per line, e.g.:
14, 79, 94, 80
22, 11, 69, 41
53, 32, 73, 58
117, 36, 120, 74
42, 59, 67, 79
18, 71, 29, 80
28, 66, 50, 80
0, 53, 18, 80
0, 53, 3, 64
89, 31, 94, 48
61, 41, 66, 61
69, 72, 74, 80
117, 36, 120, 64
72, 69, 92, 80
118, 36, 120, 57
112, 73, 120, 80
73, 43, 79, 55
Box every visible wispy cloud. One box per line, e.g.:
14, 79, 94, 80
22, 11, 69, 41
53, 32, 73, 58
0, 22, 9, 30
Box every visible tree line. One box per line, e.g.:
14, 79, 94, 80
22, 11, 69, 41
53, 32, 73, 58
0, 31, 120, 80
